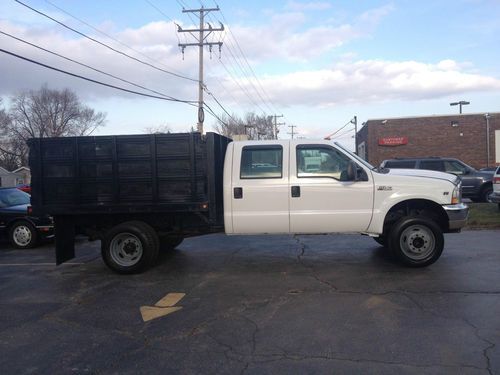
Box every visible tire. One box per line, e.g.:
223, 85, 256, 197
9, 221, 39, 249
388, 217, 444, 267
101, 221, 159, 274
159, 235, 184, 251
373, 236, 386, 247
480, 185, 493, 203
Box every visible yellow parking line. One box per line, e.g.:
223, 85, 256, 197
140, 292, 186, 322
155, 292, 185, 307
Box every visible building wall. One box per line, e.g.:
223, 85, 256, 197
357, 113, 500, 169
0, 168, 30, 187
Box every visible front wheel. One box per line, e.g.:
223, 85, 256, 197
388, 217, 444, 267
9, 221, 38, 249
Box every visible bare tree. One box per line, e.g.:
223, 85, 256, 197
0, 85, 106, 169
144, 124, 172, 134
214, 112, 275, 140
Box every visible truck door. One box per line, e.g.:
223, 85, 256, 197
231, 142, 289, 234
289, 143, 373, 233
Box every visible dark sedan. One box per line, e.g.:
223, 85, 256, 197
0, 188, 53, 248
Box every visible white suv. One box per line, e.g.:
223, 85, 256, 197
491, 166, 500, 210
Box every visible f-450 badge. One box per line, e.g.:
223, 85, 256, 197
377, 186, 393, 191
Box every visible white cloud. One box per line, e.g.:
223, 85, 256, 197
227, 4, 393, 62
0, 19, 199, 101
219, 59, 500, 107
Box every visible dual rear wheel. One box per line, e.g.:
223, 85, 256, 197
101, 221, 183, 274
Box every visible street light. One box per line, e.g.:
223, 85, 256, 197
450, 100, 470, 114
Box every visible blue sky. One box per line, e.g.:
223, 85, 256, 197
1, 0, 500, 147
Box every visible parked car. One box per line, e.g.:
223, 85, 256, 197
490, 166, 500, 210
0, 188, 53, 248
380, 157, 494, 202
16, 184, 31, 194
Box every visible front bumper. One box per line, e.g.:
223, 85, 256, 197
443, 203, 469, 231
490, 192, 500, 203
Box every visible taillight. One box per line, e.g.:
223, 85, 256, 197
494, 177, 500, 184
27, 206, 33, 215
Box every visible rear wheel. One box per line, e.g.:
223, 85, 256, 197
9, 221, 38, 249
101, 221, 159, 274
388, 217, 444, 267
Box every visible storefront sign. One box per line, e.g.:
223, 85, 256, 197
378, 137, 408, 146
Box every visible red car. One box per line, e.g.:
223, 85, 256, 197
16, 184, 31, 194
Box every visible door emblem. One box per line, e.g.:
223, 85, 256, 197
377, 186, 393, 191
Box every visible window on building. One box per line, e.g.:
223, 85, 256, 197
419, 160, 445, 172
240, 146, 283, 179
297, 146, 351, 180
383, 160, 417, 169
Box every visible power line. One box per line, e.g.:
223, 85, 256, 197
45, 0, 187, 77
209, 9, 278, 114
15, 0, 199, 83
143, 0, 183, 48
219, 58, 268, 114
203, 85, 235, 121
0, 30, 194, 103
0, 48, 198, 105
324, 119, 353, 140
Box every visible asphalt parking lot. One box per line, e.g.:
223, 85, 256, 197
1, 231, 499, 375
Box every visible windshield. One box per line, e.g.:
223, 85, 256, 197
334, 142, 375, 170
0, 189, 30, 208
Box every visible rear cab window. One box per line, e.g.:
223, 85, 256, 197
240, 146, 283, 179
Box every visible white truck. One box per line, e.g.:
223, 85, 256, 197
28, 133, 468, 273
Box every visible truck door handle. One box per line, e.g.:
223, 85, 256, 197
234, 187, 243, 199
291, 186, 301, 198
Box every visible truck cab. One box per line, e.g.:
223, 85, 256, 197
223, 139, 468, 267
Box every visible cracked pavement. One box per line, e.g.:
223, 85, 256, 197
0, 230, 499, 374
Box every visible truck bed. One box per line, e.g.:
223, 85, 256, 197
28, 132, 231, 227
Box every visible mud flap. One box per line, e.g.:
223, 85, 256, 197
54, 216, 75, 265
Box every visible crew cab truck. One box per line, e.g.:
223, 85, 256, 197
28, 132, 468, 274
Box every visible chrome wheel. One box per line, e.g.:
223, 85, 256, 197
12, 225, 33, 247
109, 233, 143, 267
399, 224, 435, 261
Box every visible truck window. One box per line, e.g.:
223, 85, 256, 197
384, 160, 416, 169
240, 146, 283, 179
419, 160, 445, 172
297, 146, 350, 180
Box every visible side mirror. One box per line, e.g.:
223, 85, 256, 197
346, 161, 357, 181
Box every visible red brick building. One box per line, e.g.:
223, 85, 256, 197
356, 113, 500, 169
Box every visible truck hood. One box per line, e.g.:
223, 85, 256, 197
385, 168, 458, 184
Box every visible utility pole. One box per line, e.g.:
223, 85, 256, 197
351, 115, 358, 154
178, 6, 224, 134
272, 114, 284, 140
288, 124, 297, 139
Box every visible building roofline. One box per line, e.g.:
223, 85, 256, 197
12, 166, 30, 173
366, 112, 500, 122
